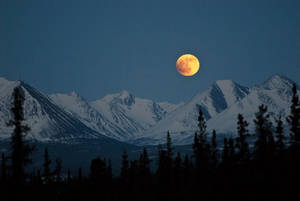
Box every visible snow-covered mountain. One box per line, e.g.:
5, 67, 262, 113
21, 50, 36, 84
49, 92, 126, 141
90, 90, 181, 140
0, 77, 181, 142
132, 75, 298, 145
130, 80, 250, 145
0, 75, 298, 146
206, 75, 297, 135
0, 78, 109, 142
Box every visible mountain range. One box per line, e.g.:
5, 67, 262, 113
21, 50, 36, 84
0, 75, 298, 146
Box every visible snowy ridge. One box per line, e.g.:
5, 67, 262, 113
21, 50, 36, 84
132, 79, 250, 145
90, 90, 181, 140
49, 92, 126, 140
0, 74, 298, 146
0, 79, 110, 142
133, 75, 298, 145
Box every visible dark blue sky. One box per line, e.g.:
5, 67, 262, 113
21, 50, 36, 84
1, 0, 299, 103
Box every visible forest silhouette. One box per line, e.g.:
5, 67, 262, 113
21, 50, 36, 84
0, 84, 299, 201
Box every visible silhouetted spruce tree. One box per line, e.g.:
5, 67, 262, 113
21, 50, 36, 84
156, 145, 169, 185
90, 157, 108, 184
139, 148, 151, 176
286, 83, 300, 145
54, 158, 62, 183
192, 132, 200, 167
236, 114, 250, 161
193, 108, 210, 170
253, 105, 274, 161
211, 130, 218, 167
156, 133, 174, 187
1, 153, 7, 182
221, 137, 235, 170
7, 87, 34, 184
137, 148, 151, 194
166, 131, 173, 158
228, 138, 235, 160
198, 109, 207, 145
120, 150, 129, 183
166, 132, 173, 172
196, 108, 210, 172
275, 115, 285, 152
43, 148, 52, 184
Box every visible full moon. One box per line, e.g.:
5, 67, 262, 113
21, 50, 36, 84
176, 54, 200, 76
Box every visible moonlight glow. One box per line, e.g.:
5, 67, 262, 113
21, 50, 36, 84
176, 54, 200, 76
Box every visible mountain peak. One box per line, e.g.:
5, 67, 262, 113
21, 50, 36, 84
215, 79, 235, 86
262, 74, 294, 90
118, 90, 135, 106
70, 91, 80, 98
119, 90, 132, 98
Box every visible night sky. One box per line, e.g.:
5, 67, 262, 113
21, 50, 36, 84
1, 0, 299, 103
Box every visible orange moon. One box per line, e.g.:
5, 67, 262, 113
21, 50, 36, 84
176, 54, 200, 76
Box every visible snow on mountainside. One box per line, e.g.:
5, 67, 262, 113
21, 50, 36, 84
133, 75, 297, 145
49, 92, 126, 141
206, 75, 298, 136
0, 78, 108, 142
90, 90, 181, 140
0, 75, 298, 146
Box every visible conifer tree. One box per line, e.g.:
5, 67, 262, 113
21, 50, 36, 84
165, 132, 173, 171
43, 148, 52, 184
222, 137, 235, 168
211, 130, 218, 167
193, 108, 210, 170
90, 157, 108, 184
275, 115, 285, 152
236, 114, 250, 161
198, 108, 207, 145
139, 148, 151, 176
228, 138, 235, 160
192, 132, 200, 167
286, 83, 300, 144
7, 87, 34, 184
156, 145, 169, 185
254, 105, 274, 161
166, 131, 173, 158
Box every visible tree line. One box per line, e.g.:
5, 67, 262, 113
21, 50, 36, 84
0, 84, 299, 201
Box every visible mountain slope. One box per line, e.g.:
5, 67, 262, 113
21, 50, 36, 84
0, 75, 298, 146
0, 78, 108, 142
133, 75, 297, 145
49, 92, 127, 140
90, 90, 181, 140
206, 75, 298, 135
